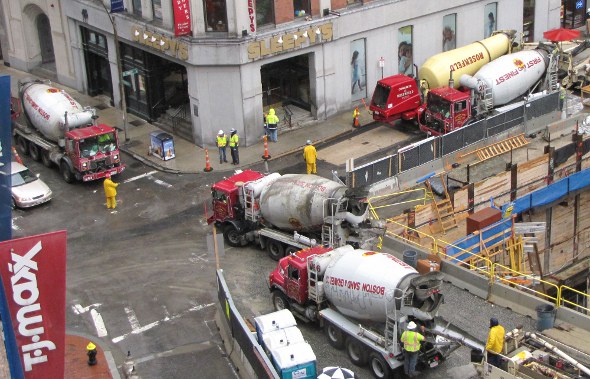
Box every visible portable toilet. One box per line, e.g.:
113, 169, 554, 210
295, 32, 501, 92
261, 326, 305, 355
270, 342, 317, 379
254, 309, 297, 344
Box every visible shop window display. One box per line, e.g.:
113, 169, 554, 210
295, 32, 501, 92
205, 0, 228, 31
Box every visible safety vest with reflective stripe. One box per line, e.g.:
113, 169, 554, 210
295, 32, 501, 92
229, 134, 239, 147
217, 135, 227, 147
401, 330, 424, 352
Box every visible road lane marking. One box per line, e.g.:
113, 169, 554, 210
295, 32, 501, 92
72, 303, 102, 315
112, 303, 214, 343
123, 171, 158, 183
153, 178, 173, 188
90, 309, 108, 337
124, 306, 141, 330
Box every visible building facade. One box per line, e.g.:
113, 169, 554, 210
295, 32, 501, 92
1, 0, 562, 147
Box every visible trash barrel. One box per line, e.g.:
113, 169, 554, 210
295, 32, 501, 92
535, 304, 556, 331
470, 349, 484, 363
403, 250, 418, 268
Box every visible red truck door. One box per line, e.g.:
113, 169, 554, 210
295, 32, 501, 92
286, 264, 305, 304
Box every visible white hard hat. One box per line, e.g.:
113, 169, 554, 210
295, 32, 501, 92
218, 130, 224, 135
407, 321, 417, 330
306, 140, 312, 145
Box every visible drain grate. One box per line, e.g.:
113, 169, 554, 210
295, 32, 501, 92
129, 120, 146, 127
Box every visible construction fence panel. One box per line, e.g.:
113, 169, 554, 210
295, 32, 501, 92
527, 92, 559, 119
350, 155, 396, 188
441, 128, 465, 155
486, 106, 525, 137
399, 146, 420, 172
464, 119, 486, 146
418, 138, 439, 165
217, 271, 278, 379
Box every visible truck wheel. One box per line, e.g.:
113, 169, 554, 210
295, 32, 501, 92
16, 136, 28, 156
346, 337, 369, 366
41, 151, 52, 167
60, 162, 74, 183
267, 240, 285, 261
223, 225, 242, 247
29, 143, 41, 162
325, 322, 345, 350
284, 246, 300, 256
369, 352, 391, 379
271, 290, 290, 311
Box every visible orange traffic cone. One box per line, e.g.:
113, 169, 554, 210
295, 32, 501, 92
12, 146, 23, 164
203, 149, 213, 172
262, 135, 271, 160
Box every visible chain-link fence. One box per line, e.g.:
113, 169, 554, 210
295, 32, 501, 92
346, 92, 559, 188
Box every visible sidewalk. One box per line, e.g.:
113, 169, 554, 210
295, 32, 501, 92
1, 62, 373, 175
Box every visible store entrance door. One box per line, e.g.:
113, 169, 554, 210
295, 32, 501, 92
261, 54, 311, 110
36, 14, 54, 63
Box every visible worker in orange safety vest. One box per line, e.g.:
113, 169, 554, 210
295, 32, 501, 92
400, 321, 425, 377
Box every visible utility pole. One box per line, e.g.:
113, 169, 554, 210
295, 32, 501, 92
100, 3, 130, 144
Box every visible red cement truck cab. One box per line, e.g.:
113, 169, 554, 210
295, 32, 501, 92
66, 124, 125, 181
370, 75, 422, 124
269, 246, 332, 309
418, 86, 472, 136
207, 169, 265, 225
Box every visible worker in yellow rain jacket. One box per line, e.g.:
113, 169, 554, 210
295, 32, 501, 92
400, 321, 425, 377
303, 140, 317, 174
486, 317, 505, 368
103, 173, 119, 209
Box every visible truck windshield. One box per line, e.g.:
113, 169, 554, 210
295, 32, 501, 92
211, 189, 228, 202
98, 132, 117, 153
427, 94, 451, 117
79, 137, 100, 157
371, 84, 390, 108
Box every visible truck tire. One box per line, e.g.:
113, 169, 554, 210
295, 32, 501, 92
325, 321, 345, 350
346, 337, 369, 366
369, 352, 391, 379
284, 246, 300, 256
223, 225, 242, 247
271, 290, 290, 311
16, 135, 28, 156
267, 240, 284, 261
41, 150, 52, 168
29, 143, 41, 162
60, 162, 74, 183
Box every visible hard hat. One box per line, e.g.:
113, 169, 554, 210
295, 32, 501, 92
105, 173, 111, 178
230, 128, 236, 133
306, 140, 312, 145
490, 317, 499, 327
218, 130, 224, 135
86, 342, 96, 350
407, 321, 417, 330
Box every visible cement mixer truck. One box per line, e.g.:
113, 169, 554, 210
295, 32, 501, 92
12, 79, 125, 183
370, 32, 559, 135
207, 170, 383, 260
268, 245, 484, 379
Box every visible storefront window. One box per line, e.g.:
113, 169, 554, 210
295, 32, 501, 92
204, 0, 228, 32
256, 0, 274, 26
484, 3, 497, 38
523, 0, 535, 42
442, 14, 456, 52
153, 0, 162, 21
293, 0, 310, 17
562, 0, 587, 29
132, 0, 142, 17
398, 26, 414, 76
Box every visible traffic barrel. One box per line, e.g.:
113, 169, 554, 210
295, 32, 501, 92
262, 135, 271, 160
204, 149, 213, 172
12, 146, 23, 164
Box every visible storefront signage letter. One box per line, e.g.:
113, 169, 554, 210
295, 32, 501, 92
247, 0, 256, 32
131, 25, 189, 61
247, 23, 333, 60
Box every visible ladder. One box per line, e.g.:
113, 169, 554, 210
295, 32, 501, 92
481, 85, 494, 113
243, 188, 257, 221
320, 198, 348, 247
545, 52, 560, 92
321, 224, 333, 247
425, 175, 458, 234
460, 134, 529, 163
307, 255, 322, 303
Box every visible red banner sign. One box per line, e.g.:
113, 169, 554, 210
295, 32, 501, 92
173, 0, 191, 36
0, 231, 66, 378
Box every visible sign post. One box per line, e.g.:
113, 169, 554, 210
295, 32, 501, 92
378, 57, 385, 79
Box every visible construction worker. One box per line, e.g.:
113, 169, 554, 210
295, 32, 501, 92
353, 107, 360, 127
87, 342, 97, 366
486, 317, 505, 368
266, 108, 279, 142
400, 321, 425, 377
103, 173, 119, 210
303, 140, 317, 174
216, 130, 228, 164
229, 128, 240, 165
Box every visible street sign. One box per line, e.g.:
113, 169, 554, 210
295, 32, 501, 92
122, 68, 138, 77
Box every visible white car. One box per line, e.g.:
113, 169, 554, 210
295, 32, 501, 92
11, 161, 52, 208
